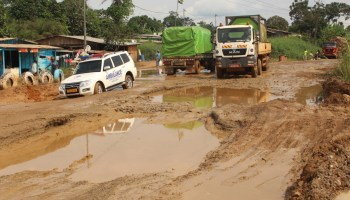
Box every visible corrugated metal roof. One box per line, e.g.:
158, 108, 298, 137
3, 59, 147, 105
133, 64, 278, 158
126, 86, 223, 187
57, 35, 140, 46
0, 38, 37, 44
0, 44, 61, 49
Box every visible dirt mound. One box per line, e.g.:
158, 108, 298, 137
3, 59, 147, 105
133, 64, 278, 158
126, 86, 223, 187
0, 84, 58, 103
323, 78, 350, 104
286, 135, 350, 200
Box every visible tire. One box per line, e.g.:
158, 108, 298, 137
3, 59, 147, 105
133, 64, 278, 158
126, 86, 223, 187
122, 74, 133, 90
257, 59, 262, 75
165, 67, 175, 75
40, 71, 54, 84
262, 62, 269, 71
194, 60, 200, 74
216, 67, 225, 79
94, 82, 104, 95
23, 72, 38, 86
0, 73, 18, 89
251, 66, 258, 78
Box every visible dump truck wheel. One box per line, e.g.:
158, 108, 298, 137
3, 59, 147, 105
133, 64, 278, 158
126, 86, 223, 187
122, 74, 133, 89
262, 62, 269, 71
0, 73, 18, 89
23, 72, 38, 86
216, 67, 225, 79
166, 67, 175, 75
94, 82, 104, 94
251, 66, 258, 78
257, 59, 262, 75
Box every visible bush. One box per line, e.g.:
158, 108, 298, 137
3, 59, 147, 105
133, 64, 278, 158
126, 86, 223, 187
337, 46, 350, 83
138, 42, 162, 60
270, 36, 320, 60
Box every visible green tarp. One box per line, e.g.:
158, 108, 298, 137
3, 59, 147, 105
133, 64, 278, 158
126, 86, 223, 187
162, 26, 213, 57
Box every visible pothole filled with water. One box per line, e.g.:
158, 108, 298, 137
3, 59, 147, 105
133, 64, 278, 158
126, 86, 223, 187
0, 118, 219, 183
294, 84, 324, 106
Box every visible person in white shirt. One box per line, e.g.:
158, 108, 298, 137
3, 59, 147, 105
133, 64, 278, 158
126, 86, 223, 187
31, 60, 38, 75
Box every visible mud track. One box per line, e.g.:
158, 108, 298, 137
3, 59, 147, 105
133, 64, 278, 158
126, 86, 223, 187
0, 60, 349, 200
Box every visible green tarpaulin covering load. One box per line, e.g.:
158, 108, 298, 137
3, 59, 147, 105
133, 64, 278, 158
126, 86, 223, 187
162, 26, 213, 57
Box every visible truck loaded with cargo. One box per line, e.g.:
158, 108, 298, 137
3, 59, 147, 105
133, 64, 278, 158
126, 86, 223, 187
162, 26, 215, 75
214, 15, 271, 78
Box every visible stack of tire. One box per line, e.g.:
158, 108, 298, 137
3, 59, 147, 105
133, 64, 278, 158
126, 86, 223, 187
0, 72, 18, 90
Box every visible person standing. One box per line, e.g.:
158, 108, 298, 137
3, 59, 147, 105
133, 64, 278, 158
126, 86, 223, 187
155, 51, 162, 75
31, 60, 38, 75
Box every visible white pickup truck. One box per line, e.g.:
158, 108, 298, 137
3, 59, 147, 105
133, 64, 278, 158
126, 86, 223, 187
59, 51, 137, 97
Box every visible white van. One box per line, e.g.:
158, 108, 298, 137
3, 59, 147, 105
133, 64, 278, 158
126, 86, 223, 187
59, 51, 137, 97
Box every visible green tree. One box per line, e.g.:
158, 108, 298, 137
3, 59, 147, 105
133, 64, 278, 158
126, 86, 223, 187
320, 24, 346, 42
163, 11, 195, 27
266, 15, 289, 31
6, 18, 68, 40
197, 21, 215, 32
128, 15, 163, 34
289, 0, 350, 38
0, 0, 7, 36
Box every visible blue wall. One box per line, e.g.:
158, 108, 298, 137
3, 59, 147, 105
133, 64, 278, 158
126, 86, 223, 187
38, 50, 55, 71
20, 52, 35, 72
0, 49, 4, 76
0, 39, 34, 45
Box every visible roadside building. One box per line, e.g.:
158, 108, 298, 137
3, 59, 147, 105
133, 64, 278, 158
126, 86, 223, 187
0, 38, 61, 76
36, 35, 140, 62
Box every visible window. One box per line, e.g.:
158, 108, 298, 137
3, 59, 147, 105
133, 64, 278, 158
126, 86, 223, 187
111, 55, 123, 67
121, 54, 130, 63
218, 28, 252, 43
103, 58, 113, 70
75, 60, 102, 74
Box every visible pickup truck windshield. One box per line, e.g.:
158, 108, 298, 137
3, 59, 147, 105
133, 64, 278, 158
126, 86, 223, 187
218, 28, 252, 43
75, 60, 102, 74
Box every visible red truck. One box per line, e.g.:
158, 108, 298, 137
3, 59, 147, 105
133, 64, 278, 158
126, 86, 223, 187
322, 42, 339, 59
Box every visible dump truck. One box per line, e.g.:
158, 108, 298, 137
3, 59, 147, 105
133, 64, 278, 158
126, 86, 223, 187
162, 26, 214, 75
214, 15, 271, 78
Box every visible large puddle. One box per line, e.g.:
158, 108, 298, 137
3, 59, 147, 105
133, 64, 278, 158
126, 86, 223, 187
0, 118, 219, 183
153, 86, 271, 108
153, 85, 324, 108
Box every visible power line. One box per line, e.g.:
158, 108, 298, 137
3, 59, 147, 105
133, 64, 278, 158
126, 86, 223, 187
133, 4, 169, 15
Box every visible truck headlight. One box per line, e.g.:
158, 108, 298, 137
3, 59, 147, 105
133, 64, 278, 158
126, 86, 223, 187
80, 80, 92, 88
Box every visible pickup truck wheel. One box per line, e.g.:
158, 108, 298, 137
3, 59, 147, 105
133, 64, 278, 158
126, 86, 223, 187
257, 59, 262, 75
216, 67, 225, 79
122, 75, 133, 89
94, 82, 104, 95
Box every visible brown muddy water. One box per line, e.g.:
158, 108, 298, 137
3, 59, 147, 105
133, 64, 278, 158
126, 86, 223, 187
152, 85, 324, 108
0, 118, 219, 183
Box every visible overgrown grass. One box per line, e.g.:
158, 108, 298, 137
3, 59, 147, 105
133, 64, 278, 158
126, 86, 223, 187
337, 46, 350, 83
138, 42, 162, 60
270, 36, 320, 60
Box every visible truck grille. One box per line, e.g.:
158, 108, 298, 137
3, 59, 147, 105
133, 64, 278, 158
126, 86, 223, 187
65, 82, 80, 89
223, 49, 247, 56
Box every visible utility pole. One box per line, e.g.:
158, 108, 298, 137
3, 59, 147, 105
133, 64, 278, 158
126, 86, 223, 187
83, 0, 87, 50
183, 9, 185, 18
175, 0, 179, 26
215, 14, 217, 27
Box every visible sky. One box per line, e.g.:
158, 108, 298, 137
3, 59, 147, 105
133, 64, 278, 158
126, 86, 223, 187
87, 0, 350, 26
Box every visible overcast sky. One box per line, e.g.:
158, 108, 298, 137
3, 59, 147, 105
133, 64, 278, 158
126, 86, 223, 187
87, 0, 350, 26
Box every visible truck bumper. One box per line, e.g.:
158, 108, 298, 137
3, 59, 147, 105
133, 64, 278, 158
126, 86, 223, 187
216, 56, 256, 70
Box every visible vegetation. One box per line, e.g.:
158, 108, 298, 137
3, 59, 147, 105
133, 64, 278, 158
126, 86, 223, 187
337, 46, 350, 82
163, 11, 195, 27
267, 16, 289, 31
128, 15, 163, 34
289, 0, 350, 39
138, 42, 162, 60
270, 36, 320, 60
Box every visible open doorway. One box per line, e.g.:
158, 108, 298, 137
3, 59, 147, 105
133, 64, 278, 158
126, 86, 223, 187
4, 50, 19, 69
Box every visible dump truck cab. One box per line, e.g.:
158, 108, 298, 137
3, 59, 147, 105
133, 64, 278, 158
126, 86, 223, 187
215, 24, 257, 67
214, 15, 271, 78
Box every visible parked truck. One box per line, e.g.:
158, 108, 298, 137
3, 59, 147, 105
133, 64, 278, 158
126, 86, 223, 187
214, 15, 271, 78
162, 26, 214, 75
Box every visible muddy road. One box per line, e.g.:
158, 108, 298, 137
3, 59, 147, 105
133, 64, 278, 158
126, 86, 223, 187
0, 59, 350, 200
